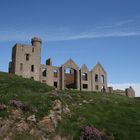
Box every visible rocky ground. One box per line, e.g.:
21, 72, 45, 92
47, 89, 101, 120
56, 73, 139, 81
0, 94, 72, 140
0, 90, 115, 140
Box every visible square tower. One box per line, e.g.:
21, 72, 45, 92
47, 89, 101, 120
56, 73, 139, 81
9, 37, 42, 81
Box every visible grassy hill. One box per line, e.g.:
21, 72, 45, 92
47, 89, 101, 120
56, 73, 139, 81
0, 72, 140, 140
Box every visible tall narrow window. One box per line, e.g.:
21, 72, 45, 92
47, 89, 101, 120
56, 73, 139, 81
53, 69, 58, 78
32, 48, 34, 53
101, 75, 105, 83
26, 53, 30, 61
95, 74, 98, 82
101, 86, 106, 92
42, 68, 47, 77
82, 73, 88, 81
31, 65, 34, 72
20, 63, 23, 71
54, 82, 58, 88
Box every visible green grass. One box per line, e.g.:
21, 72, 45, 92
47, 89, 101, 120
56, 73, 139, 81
0, 72, 140, 140
56, 91, 140, 140
0, 72, 54, 118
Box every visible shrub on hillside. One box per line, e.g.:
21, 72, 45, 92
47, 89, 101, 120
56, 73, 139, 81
80, 126, 114, 140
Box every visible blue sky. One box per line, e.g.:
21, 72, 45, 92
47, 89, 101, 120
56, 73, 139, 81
0, 0, 140, 96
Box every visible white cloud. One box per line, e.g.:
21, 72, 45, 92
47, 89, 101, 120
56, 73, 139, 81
1, 30, 140, 42
49, 31, 140, 41
96, 19, 136, 29
0, 16, 140, 42
109, 83, 140, 97
115, 19, 135, 26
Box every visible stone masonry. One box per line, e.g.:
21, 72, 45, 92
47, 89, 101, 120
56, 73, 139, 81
9, 37, 135, 97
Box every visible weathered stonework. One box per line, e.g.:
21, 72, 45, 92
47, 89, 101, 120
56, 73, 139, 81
8, 37, 135, 97
107, 86, 135, 97
9, 37, 41, 81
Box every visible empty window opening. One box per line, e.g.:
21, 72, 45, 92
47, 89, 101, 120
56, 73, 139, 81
95, 74, 98, 82
54, 82, 58, 88
31, 65, 34, 72
26, 53, 30, 61
64, 68, 77, 89
95, 85, 99, 90
32, 48, 34, 53
101, 86, 106, 92
82, 73, 88, 81
83, 84, 88, 89
101, 75, 105, 83
20, 63, 23, 71
65, 68, 74, 74
53, 69, 58, 78
42, 68, 47, 77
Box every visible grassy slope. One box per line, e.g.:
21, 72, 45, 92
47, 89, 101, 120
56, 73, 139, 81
0, 72, 140, 140
0, 72, 54, 118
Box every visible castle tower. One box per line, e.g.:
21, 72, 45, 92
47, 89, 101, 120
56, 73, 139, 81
31, 37, 42, 48
31, 37, 42, 81
31, 37, 42, 61
9, 37, 42, 81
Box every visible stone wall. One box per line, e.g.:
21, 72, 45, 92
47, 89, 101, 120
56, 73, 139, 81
9, 37, 108, 92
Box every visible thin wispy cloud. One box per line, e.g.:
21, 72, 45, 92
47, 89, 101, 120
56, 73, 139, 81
0, 17, 140, 42
96, 16, 140, 29
0, 30, 140, 43
47, 31, 140, 41
116, 19, 135, 26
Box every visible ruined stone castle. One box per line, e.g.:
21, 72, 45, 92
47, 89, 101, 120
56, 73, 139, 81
9, 37, 135, 97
